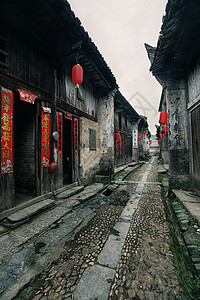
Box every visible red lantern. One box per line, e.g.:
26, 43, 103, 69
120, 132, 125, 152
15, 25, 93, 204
149, 143, 151, 146
163, 125, 168, 134
147, 141, 148, 144
158, 140, 160, 145
49, 162, 58, 174
160, 133, 163, 139
72, 64, 83, 88
159, 111, 168, 125
143, 131, 146, 136
138, 136, 141, 141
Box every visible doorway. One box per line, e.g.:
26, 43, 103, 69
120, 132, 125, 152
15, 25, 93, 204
191, 106, 200, 193
63, 117, 73, 185
14, 96, 37, 205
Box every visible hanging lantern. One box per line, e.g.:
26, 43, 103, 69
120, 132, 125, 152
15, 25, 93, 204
159, 111, 168, 125
72, 64, 83, 88
143, 131, 146, 136
163, 125, 168, 134
160, 133, 163, 139
158, 140, 160, 145
49, 162, 58, 174
147, 140, 148, 144
149, 143, 151, 146
138, 136, 141, 141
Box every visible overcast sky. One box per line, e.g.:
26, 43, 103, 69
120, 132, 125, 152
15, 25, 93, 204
69, 0, 167, 134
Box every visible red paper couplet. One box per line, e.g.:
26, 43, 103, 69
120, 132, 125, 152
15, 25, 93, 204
1, 87, 13, 173
18, 89, 36, 104
74, 118, 78, 156
116, 131, 122, 149
57, 112, 63, 158
41, 110, 50, 167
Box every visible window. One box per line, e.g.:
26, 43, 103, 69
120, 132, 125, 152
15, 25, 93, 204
89, 129, 96, 150
56, 69, 60, 98
125, 116, 127, 127
119, 113, 122, 129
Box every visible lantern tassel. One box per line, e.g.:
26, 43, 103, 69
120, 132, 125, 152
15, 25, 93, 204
75, 84, 79, 88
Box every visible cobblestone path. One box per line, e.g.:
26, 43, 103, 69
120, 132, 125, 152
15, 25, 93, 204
109, 184, 182, 300
14, 158, 184, 300
14, 191, 130, 300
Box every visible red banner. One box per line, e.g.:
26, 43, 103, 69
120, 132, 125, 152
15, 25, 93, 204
18, 89, 36, 104
57, 112, 63, 159
41, 110, 50, 167
1, 87, 13, 173
74, 118, 78, 157
116, 131, 122, 149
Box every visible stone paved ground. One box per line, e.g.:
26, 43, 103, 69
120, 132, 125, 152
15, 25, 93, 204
13, 158, 198, 300
13, 191, 130, 300
109, 184, 182, 300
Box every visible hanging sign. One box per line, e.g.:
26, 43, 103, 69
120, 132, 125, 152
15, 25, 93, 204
1, 87, 13, 173
74, 118, 78, 156
41, 110, 50, 167
64, 112, 72, 121
57, 112, 63, 159
18, 89, 37, 104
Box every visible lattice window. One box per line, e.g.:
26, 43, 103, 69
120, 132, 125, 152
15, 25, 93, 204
89, 128, 96, 150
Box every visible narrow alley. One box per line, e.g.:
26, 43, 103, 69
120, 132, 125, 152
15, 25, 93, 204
0, 157, 198, 300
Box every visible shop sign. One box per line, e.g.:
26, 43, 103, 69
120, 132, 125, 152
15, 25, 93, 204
1, 87, 13, 173
41, 110, 50, 167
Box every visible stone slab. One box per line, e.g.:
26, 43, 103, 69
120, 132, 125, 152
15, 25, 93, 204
35, 207, 93, 253
172, 189, 200, 224
7, 199, 55, 222
98, 234, 125, 268
0, 206, 72, 259
73, 265, 115, 300
55, 186, 84, 199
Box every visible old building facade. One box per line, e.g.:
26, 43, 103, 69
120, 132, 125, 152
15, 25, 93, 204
0, 0, 142, 213
114, 91, 140, 166
0, 0, 120, 212
146, 0, 200, 194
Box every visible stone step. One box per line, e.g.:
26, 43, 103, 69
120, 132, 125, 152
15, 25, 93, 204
3, 199, 56, 228
55, 185, 84, 200
172, 189, 200, 226
53, 182, 79, 196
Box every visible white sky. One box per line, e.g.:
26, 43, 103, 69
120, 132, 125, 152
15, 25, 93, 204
69, 0, 167, 134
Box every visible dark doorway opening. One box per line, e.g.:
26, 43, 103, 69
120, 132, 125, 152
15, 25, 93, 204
14, 97, 37, 205
63, 117, 72, 185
